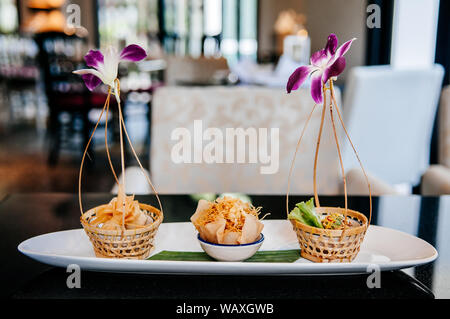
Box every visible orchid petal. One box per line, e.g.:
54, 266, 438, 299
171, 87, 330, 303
335, 38, 356, 58
323, 57, 346, 83
73, 68, 106, 88
285, 33, 355, 103
310, 49, 328, 67
73, 68, 104, 80
81, 74, 102, 91
73, 43, 148, 91
84, 50, 104, 68
287, 65, 313, 93
120, 44, 147, 62
102, 46, 120, 87
310, 71, 324, 104
325, 34, 338, 56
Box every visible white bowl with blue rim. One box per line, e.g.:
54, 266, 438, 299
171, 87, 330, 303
197, 234, 265, 262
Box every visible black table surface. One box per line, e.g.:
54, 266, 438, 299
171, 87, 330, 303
1, 193, 449, 299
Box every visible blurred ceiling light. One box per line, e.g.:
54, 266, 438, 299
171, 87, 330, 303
27, 0, 65, 9
24, 10, 66, 33
274, 9, 307, 56
297, 29, 308, 37
274, 9, 306, 35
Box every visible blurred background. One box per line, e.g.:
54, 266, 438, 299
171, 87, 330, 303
0, 0, 449, 197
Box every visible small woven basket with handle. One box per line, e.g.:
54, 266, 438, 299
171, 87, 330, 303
78, 80, 164, 260
81, 203, 163, 259
286, 81, 372, 263
291, 207, 368, 263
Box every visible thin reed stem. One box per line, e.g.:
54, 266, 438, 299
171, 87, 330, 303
79, 79, 163, 226
78, 90, 111, 215
330, 87, 372, 225
114, 79, 127, 230
313, 86, 327, 208
104, 90, 119, 184
286, 103, 318, 217
120, 113, 164, 215
329, 80, 348, 230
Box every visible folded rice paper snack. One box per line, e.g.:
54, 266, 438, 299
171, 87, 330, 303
91, 184, 153, 230
191, 197, 264, 245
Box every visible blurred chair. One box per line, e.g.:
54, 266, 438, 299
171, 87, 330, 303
346, 168, 399, 195
342, 65, 444, 194
35, 32, 90, 165
35, 32, 119, 166
149, 86, 343, 195
164, 56, 229, 86
422, 85, 450, 195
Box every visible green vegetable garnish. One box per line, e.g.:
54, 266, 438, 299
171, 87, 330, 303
288, 198, 323, 228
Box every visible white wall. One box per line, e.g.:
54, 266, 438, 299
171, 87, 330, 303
305, 0, 367, 82
390, 0, 440, 68
258, 0, 367, 82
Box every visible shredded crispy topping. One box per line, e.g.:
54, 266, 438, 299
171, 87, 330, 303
194, 197, 262, 232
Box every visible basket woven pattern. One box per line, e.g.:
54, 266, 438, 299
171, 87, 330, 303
291, 207, 368, 263
80, 203, 163, 259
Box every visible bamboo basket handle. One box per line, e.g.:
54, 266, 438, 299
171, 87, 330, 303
286, 84, 328, 217
330, 83, 372, 226
78, 81, 164, 219
78, 89, 112, 215
312, 85, 328, 208
104, 93, 119, 185
286, 82, 372, 230
328, 80, 348, 236
115, 83, 164, 216
286, 103, 318, 218
114, 79, 164, 217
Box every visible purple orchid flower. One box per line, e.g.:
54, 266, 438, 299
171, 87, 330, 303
73, 44, 147, 91
286, 34, 355, 104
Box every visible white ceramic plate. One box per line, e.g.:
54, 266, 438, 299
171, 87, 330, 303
18, 220, 437, 275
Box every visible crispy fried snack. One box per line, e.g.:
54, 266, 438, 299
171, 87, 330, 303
90, 184, 153, 230
191, 197, 264, 245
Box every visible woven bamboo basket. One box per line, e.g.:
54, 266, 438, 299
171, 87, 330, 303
286, 80, 372, 263
290, 207, 368, 263
81, 203, 163, 259
78, 79, 164, 260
